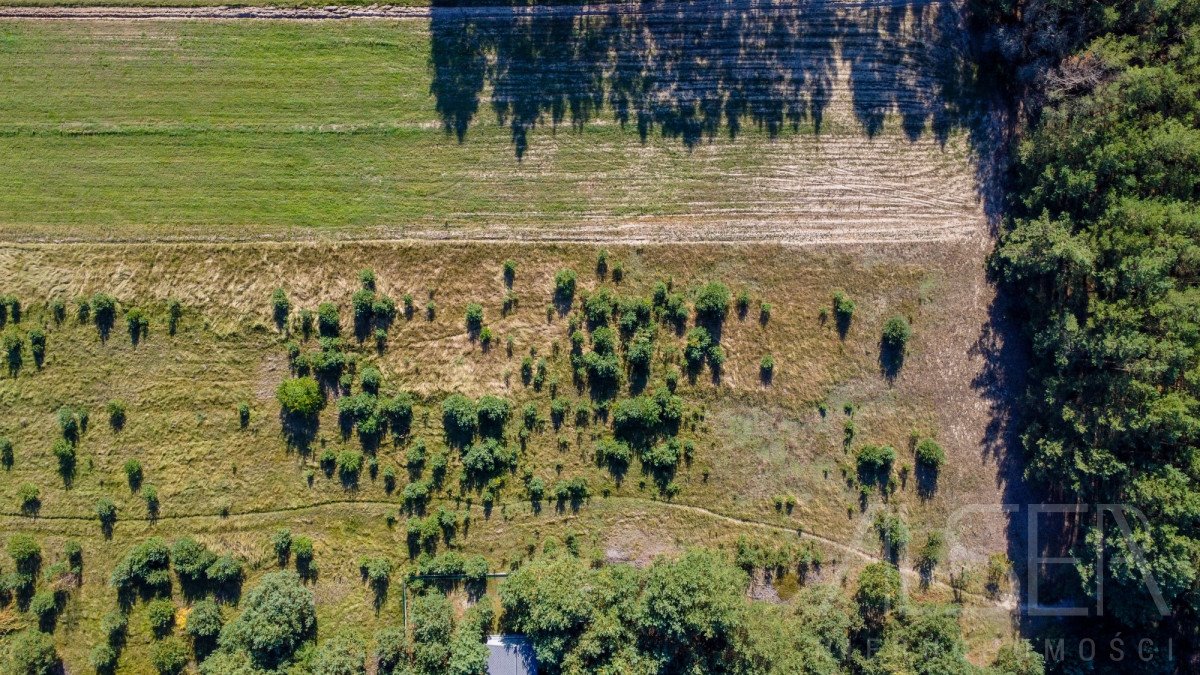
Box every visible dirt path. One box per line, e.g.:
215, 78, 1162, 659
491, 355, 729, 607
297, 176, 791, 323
0, 494, 1011, 607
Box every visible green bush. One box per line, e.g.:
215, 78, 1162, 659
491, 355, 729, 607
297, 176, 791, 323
612, 395, 662, 442
583, 351, 620, 387
553, 477, 590, 504
352, 289, 376, 325
915, 439, 945, 468
522, 402, 539, 429
662, 292, 689, 327
591, 326, 616, 355
218, 570, 316, 669
917, 532, 946, 577
684, 326, 712, 368
101, 610, 127, 646
8, 630, 58, 675
49, 298, 66, 323
172, 537, 216, 585
641, 439, 680, 472
319, 449, 337, 475
881, 315, 912, 350
405, 439, 427, 469
337, 451, 364, 481
476, 395, 511, 438
96, 497, 118, 532
833, 291, 855, 322
617, 296, 652, 335
873, 512, 910, 559
2, 327, 22, 371
167, 298, 183, 335
502, 259, 517, 286
583, 288, 616, 326
90, 644, 117, 674
207, 554, 243, 588
624, 326, 652, 367
52, 438, 76, 478
461, 438, 516, 481
855, 562, 901, 625
550, 398, 569, 427
29, 590, 57, 627
694, 281, 731, 322
759, 302, 772, 323
441, 394, 477, 444
109, 537, 171, 596
1, 436, 13, 469
271, 289, 290, 327
126, 307, 148, 342
374, 627, 408, 675
527, 477, 545, 502
56, 404, 86, 441
91, 292, 117, 328
707, 344, 725, 369
358, 268, 376, 290
147, 598, 177, 638
379, 393, 414, 436
313, 633, 367, 675
271, 529, 292, 565
857, 444, 895, 472
520, 355, 534, 384
373, 295, 396, 322
293, 537, 314, 570
595, 439, 632, 470
317, 302, 340, 337
124, 458, 143, 488
144, 485, 160, 514
186, 598, 224, 642
150, 637, 189, 675
238, 402, 251, 428
18, 483, 39, 511
359, 366, 382, 393
28, 327, 45, 364
277, 377, 323, 417
465, 302, 484, 334
63, 539, 83, 573
534, 357, 547, 389
299, 309, 315, 338
759, 355, 775, 378
553, 268, 578, 305
107, 399, 127, 430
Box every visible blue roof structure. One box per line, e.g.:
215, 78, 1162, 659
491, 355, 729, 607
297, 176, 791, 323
486, 634, 537, 675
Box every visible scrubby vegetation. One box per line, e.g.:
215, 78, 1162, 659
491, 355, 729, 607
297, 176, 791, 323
979, 0, 1200, 663
0, 248, 997, 671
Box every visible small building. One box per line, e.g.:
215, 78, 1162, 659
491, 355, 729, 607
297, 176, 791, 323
486, 634, 537, 675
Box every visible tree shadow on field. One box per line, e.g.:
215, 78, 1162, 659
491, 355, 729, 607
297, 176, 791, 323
429, 0, 976, 158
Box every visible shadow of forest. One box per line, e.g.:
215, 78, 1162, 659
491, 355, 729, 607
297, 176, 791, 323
429, 0, 977, 157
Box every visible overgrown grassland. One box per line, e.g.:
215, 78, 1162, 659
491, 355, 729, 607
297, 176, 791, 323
0, 242, 1015, 669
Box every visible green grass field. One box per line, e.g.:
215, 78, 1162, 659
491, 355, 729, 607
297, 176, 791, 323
0, 12, 982, 242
